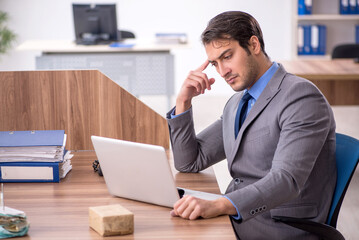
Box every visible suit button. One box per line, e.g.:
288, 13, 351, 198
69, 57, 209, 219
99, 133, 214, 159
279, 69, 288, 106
234, 178, 243, 185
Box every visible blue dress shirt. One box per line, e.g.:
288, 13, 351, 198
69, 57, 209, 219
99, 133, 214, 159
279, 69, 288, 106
241, 61, 279, 117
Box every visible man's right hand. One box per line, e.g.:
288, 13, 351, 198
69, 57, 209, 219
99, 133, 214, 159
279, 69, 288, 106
175, 60, 215, 115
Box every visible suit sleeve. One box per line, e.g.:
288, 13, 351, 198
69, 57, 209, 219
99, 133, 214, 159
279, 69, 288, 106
166, 107, 226, 172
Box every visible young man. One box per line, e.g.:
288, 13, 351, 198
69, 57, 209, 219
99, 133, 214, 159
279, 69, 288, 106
167, 11, 336, 239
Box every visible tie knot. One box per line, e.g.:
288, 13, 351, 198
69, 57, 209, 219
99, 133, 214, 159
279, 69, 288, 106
241, 92, 252, 102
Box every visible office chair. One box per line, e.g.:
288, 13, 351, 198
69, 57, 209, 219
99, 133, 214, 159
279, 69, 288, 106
272, 133, 359, 240
331, 43, 359, 59
119, 30, 135, 39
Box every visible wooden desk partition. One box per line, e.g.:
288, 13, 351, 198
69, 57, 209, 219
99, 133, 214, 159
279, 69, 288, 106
0, 70, 169, 150
280, 59, 359, 105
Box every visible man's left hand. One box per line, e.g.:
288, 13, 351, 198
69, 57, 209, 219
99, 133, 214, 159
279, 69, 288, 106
170, 196, 236, 220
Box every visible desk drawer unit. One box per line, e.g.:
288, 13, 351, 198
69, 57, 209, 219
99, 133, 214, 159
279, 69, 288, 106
36, 52, 174, 97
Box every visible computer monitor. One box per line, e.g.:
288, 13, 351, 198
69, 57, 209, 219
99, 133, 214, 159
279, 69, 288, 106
72, 3, 119, 45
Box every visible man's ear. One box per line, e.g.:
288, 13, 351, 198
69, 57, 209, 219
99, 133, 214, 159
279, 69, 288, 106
249, 36, 261, 55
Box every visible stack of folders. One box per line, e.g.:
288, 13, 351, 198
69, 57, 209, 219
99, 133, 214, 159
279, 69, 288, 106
340, 0, 359, 14
0, 130, 73, 183
298, 24, 327, 56
299, 0, 359, 16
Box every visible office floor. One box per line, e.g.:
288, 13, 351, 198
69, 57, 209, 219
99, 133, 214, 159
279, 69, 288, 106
141, 95, 359, 240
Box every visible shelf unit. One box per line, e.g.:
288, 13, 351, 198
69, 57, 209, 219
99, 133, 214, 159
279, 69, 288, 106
292, 0, 359, 59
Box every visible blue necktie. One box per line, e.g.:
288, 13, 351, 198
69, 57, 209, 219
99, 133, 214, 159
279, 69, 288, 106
234, 92, 252, 138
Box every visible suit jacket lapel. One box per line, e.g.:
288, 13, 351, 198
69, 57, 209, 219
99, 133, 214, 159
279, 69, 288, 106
227, 64, 287, 164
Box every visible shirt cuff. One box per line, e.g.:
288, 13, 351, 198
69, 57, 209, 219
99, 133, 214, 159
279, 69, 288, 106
169, 107, 189, 119
223, 196, 241, 220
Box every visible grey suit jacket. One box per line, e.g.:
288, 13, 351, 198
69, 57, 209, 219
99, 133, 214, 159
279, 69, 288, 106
167, 65, 336, 240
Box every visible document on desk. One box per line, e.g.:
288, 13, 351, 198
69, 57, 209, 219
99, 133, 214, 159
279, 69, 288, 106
0, 149, 71, 163
180, 188, 222, 200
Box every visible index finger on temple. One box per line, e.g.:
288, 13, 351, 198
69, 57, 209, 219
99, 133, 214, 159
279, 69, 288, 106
195, 60, 210, 72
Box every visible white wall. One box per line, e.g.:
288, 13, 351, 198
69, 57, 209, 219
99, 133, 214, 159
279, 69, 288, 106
0, 0, 292, 96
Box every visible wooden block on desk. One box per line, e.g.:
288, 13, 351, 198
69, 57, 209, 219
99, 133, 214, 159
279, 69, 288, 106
89, 204, 134, 236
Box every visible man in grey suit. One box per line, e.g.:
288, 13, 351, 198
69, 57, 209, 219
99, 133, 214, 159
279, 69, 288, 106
167, 11, 336, 239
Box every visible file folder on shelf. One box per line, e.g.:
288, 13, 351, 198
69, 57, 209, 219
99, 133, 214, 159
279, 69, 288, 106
349, 0, 357, 14
298, 25, 305, 55
298, 0, 312, 15
311, 25, 326, 55
298, 25, 312, 55
340, 0, 359, 14
340, 0, 350, 14
304, 25, 312, 54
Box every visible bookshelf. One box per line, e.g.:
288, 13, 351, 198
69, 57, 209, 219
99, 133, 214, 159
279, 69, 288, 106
292, 0, 359, 59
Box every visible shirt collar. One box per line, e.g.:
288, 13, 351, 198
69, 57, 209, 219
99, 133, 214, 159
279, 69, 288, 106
247, 61, 279, 101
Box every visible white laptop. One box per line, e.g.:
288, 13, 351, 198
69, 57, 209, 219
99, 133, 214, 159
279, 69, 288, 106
91, 135, 222, 208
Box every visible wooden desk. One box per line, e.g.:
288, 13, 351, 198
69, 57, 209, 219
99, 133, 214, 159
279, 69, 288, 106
280, 59, 359, 105
3, 152, 235, 239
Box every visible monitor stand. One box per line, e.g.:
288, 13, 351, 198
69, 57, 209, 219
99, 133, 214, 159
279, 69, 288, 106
76, 33, 111, 45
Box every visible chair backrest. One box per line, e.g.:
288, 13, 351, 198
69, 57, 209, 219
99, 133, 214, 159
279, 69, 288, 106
331, 44, 359, 59
119, 30, 135, 39
326, 133, 359, 227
